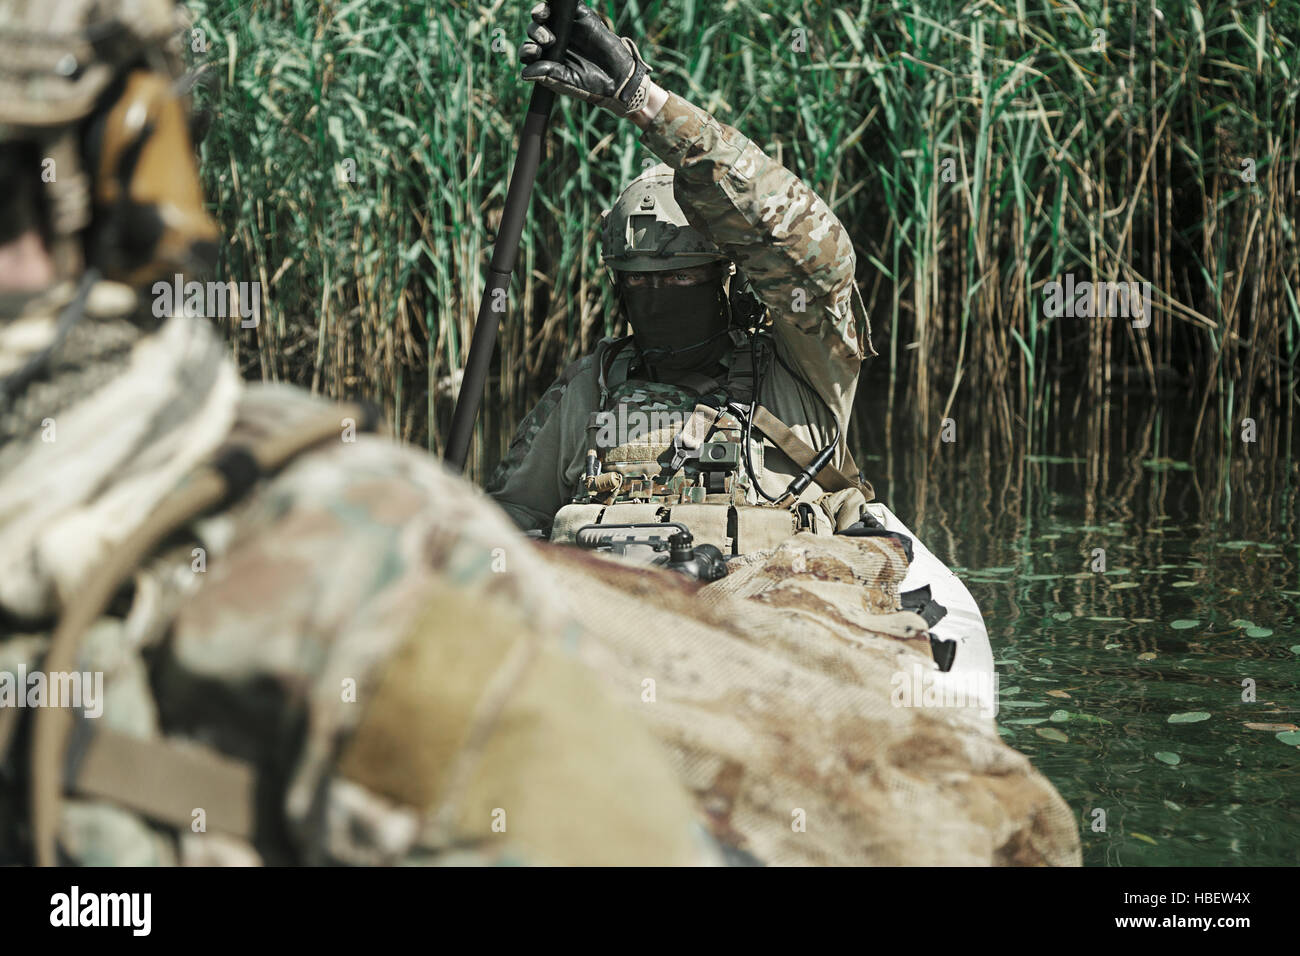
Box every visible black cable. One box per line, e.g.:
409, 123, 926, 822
740, 328, 845, 502
741, 331, 783, 502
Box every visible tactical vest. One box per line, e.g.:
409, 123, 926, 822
551, 332, 873, 555
0, 401, 382, 866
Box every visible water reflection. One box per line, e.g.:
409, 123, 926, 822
857, 396, 1300, 865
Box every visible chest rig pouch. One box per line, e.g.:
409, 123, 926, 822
551, 334, 829, 555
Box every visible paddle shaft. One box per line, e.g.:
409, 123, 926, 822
444, 0, 580, 472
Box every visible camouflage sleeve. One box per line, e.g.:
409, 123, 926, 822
169, 413, 710, 866
639, 92, 875, 415
486, 357, 595, 533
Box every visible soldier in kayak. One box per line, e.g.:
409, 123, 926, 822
489, 1, 992, 674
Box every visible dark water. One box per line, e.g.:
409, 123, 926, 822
863, 404, 1300, 866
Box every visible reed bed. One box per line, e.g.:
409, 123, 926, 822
188, 0, 1300, 479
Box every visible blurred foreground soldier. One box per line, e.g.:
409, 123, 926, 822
0, 0, 709, 866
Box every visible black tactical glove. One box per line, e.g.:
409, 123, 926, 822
519, 1, 653, 117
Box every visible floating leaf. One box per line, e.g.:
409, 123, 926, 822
1276, 731, 1300, 747
1229, 619, 1255, 628
1073, 713, 1108, 725
1052, 611, 1072, 622
1110, 581, 1140, 589
1130, 832, 1159, 845
1003, 717, 1048, 725
1049, 709, 1070, 723
1290, 645, 1300, 655
1171, 581, 1197, 588
1162, 800, 1182, 812
1046, 690, 1071, 699
1154, 751, 1181, 765
1036, 727, 1068, 743
1168, 712, 1211, 723
999, 700, 1047, 708
1170, 619, 1200, 630
1137, 652, 1157, 660
1246, 626, 1274, 638
1244, 722, 1298, 732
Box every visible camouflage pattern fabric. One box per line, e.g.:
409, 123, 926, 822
0, 355, 714, 866
531, 533, 1083, 866
489, 92, 874, 533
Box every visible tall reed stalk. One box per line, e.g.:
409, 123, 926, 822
189, 0, 1300, 480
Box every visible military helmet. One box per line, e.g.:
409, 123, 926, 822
599, 163, 728, 272
0, 0, 217, 288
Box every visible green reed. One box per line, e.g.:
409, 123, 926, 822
188, 0, 1300, 479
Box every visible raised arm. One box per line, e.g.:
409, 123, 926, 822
521, 2, 873, 414
638, 91, 873, 407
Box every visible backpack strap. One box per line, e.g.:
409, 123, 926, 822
749, 404, 875, 500
68, 723, 256, 840
30, 400, 380, 866
596, 335, 636, 409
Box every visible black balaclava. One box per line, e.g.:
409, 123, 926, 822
621, 275, 731, 375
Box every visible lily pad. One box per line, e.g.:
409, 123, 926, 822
1290, 645, 1300, 655
1170, 619, 1200, 630
1246, 626, 1274, 638
1049, 709, 1070, 723
1052, 611, 1072, 622
1036, 727, 1068, 743
1168, 711, 1211, 723
1154, 751, 1182, 765
1244, 722, 1298, 732
1276, 731, 1300, 747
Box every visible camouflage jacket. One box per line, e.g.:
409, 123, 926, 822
488, 92, 874, 533
0, 366, 711, 866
